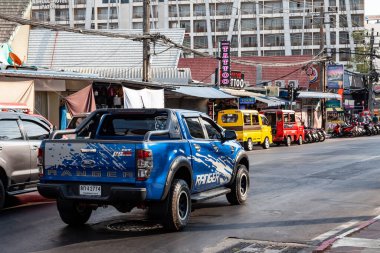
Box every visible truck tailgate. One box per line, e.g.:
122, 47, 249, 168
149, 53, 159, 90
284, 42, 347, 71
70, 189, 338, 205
43, 141, 137, 184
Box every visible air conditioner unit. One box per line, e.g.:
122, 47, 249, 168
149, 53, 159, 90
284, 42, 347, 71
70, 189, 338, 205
288, 80, 299, 88
275, 80, 285, 88
262, 81, 272, 86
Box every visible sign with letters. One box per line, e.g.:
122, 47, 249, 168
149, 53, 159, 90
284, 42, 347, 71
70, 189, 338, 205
219, 41, 231, 86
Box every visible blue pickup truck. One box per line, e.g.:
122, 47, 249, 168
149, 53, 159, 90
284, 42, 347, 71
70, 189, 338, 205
37, 109, 249, 231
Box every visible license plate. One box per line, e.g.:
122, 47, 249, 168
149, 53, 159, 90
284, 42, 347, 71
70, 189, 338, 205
79, 185, 101, 196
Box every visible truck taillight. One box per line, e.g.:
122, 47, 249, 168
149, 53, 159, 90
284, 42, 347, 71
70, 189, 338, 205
37, 148, 44, 177
136, 149, 153, 181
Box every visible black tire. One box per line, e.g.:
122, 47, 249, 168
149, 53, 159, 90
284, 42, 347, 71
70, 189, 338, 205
226, 165, 249, 205
262, 137, 270, 149
285, 136, 291, 147
0, 180, 5, 210
163, 179, 191, 231
244, 138, 254, 151
298, 136, 303, 145
57, 199, 92, 226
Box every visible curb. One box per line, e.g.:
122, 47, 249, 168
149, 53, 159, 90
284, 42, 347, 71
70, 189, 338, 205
313, 215, 380, 253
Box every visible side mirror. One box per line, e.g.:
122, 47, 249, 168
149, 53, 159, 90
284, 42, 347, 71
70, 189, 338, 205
222, 130, 237, 142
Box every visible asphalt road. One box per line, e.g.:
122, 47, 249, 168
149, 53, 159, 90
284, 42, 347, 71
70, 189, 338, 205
2, 136, 380, 253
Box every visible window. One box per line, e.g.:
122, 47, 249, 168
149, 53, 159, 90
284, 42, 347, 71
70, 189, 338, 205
194, 4, 206, 16
0, 120, 22, 140
241, 3, 255, 14
194, 36, 208, 49
102, 0, 129, 3
243, 114, 251, 125
290, 114, 296, 123
22, 121, 49, 140
202, 118, 221, 140
241, 35, 257, 47
241, 19, 256, 31
133, 22, 143, 29
221, 114, 238, 123
194, 20, 207, 33
252, 114, 259, 125
185, 118, 205, 139
98, 113, 168, 137
133, 6, 143, 18
261, 115, 269, 126
284, 114, 289, 123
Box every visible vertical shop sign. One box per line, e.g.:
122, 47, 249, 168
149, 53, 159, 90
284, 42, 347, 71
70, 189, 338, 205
327, 64, 344, 89
219, 41, 231, 86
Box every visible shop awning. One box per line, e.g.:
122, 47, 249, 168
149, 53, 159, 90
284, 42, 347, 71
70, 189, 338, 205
254, 96, 282, 107
267, 96, 296, 105
220, 88, 264, 97
326, 108, 344, 112
221, 88, 283, 106
173, 86, 236, 99
298, 91, 342, 99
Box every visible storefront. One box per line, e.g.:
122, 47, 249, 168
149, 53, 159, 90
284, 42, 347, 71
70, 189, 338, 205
165, 86, 236, 121
297, 91, 342, 129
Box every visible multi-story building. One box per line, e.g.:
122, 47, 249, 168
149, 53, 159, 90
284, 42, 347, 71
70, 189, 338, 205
31, 0, 365, 62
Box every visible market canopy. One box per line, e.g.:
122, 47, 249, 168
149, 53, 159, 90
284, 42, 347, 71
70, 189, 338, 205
298, 91, 341, 99
173, 86, 236, 99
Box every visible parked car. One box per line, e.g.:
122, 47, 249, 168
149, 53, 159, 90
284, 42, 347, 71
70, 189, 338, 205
38, 109, 249, 231
217, 109, 272, 151
0, 102, 30, 114
261, 109, 305, 146
0, 112, 53, 210
66, 113, 90, 129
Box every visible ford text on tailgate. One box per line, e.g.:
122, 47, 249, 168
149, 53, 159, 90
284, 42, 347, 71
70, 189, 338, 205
38, 109, 250, 231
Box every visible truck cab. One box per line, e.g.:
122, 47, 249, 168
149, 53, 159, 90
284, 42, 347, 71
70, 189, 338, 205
262, 109, 304, 146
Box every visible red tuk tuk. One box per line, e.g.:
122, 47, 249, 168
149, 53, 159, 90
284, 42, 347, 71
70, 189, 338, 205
261, 109, 305, 146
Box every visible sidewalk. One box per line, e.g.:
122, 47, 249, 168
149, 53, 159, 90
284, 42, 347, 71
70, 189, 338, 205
315, 215, 380, 253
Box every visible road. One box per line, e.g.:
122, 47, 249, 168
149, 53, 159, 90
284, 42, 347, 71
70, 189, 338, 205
2, 136, 380, 253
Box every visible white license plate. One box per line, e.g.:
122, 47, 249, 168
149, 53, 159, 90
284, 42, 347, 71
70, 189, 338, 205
79, 185, 101, 196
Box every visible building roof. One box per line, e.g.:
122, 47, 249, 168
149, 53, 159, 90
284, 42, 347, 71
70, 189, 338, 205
178, 55, 314, 87
0, 0, 30, 43
0, 69, 176, 89
62, 67, 192, 85
27, 29, 185, 70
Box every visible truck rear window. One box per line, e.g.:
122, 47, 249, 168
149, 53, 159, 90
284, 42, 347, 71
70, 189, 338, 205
221, 114, 238, 123
98, 113, 168, 138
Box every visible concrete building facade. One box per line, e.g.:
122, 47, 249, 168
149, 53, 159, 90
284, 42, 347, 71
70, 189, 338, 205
31, 0, 365, 62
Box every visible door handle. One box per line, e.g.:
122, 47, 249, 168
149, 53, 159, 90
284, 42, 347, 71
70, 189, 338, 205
193, 144, 201, 152
0, 146, 2, 151
31, 145, 38, 151
211, 144, 219, 152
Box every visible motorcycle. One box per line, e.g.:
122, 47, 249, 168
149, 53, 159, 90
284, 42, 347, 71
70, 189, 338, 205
317, 128, 326, 142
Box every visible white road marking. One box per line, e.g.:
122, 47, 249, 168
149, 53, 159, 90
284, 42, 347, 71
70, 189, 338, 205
312, 220, 359, 241
332, 238, 380, 249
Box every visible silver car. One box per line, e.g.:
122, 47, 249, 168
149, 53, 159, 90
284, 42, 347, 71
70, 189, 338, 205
0, 112, 52, 210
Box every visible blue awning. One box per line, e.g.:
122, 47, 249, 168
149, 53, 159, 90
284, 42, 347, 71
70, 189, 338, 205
173, 86, 236, 99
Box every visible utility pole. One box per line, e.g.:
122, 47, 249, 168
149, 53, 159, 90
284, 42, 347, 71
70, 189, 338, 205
142, 0, 151, 82
368, 27, 375, 115
319, 4, 327, 130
